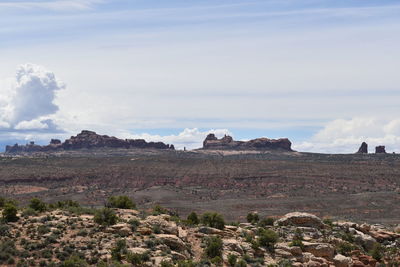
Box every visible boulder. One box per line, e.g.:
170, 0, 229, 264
333, 254, 353, 267
303, 242, 335, 260
156, 234, 187, 252
276, 212, 325, 228
356, 142, 368, 154
353, 230, 377, 250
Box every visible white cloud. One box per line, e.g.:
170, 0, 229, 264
14, 119, 49, 130
294, 117, 400, 153
0, 63, 64, 129
119, 128, 232, 150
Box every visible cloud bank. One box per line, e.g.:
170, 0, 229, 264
119, 128, 232, 150
0, 63, 64, 132
294, 118, 400, 153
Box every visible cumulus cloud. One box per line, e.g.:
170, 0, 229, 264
294, 117, 400, 153
0, 63, 64, 131
120, 128, 232, 150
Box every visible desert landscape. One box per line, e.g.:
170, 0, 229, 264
1, 131, 399, 226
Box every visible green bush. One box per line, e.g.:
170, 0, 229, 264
107, 196, 136, 209
289, 239, 304, 250
160, 260, 174, 267
128, 219, 140, 231
61, 255, 88, 267
50, 200, 80, 210
227, 254, 238, 266
201, 212, 225, 230
247, 212, 260, 224
29, 198, 47, 212
258, 228, 278, 250
127, 251, 150, 265
258, 217, 275, 227
94, 208, 118, 226
205, 236, 223, 259
111, 239, 127, 262
2, 203, 18, 222
177, 260, 197, 267
370, 244, 384, 261
236, 259, 247, 267
337, 242, 357, 256
187, 212, 199, 225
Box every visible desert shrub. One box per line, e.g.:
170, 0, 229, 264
61, 255, 88, 267
201, 212, 225, 230
127, 251, 150, 265
258, 228, 278, 250
247, 212, 260, 224
2, 203, 18, 222
289, 239, 304, 250
50, 200, 80, 210
236, 259, 247, 267
160, 261, 174, 267
227, 254, 237, 266
0, 224, 9, 236
0, 240, 18, 264
94, 208, 118, 226
107, 196, 136, 209
187, 212, 199, 225
28, 198, 47, 212
21, 208, 38, 218
128, 219, 140, 231
152, 205, 169, 215
205, 236, 223, 259
258, 217, 274, 227
177, 260, 197, 267
0, 197, 6, 208
370, 244, 384, 261
152, 224, 161, 234
277, 259, 293, 267
37, 225, 50, 235
337, 242, 357, 256
340, 232, 355, 243
323, 218, 333, 227
210, 256, 222, 265
111, 239, 127, 262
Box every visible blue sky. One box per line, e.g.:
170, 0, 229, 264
0, 0, 400, 152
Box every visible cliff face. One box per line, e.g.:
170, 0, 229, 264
203, 133, 293, 151
5, 130, 174, 153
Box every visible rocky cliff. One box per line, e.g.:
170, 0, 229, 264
203, 134, 293, 151
5, 130, 174, 153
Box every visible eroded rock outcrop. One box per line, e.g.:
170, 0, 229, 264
375, 146, 386, 154
356, 142, 368, 154
5, 130, 174, 153
203, 133, 293, 151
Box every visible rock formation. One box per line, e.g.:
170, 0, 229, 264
203, 133, 293, 151
356, 142, 368, 154
375, 146, 386, 154
5, 130, 174, 153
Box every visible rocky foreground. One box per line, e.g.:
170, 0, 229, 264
0, 200, 399, 267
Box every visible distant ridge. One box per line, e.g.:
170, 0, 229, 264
202, 133, 293, 151
5, 130, 174, 153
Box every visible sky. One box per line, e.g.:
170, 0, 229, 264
0, 0, 400, 152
